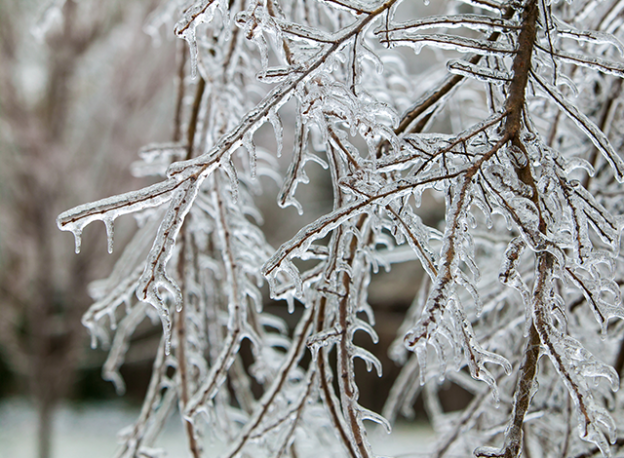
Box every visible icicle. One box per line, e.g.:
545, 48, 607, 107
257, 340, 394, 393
349, 318, 379, 343
108, 308, 117, 331
104, 217, 115, 254
268, 109, 284, 158
358, 406, 391, 433
222, 158, 240, 203
183, 28, 200, 79
352, 346, 383, 376
414, 342, 428, 385
243, 131, 257, 179
72, 226, 82, 254
286, 292, 295, 314
89, 328, 97, 349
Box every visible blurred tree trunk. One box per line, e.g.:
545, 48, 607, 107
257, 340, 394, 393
38, 398, 52, 458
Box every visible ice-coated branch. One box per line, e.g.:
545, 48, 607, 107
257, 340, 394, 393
184, 177, 246, 419
175, 228, 202, 458
54, 0, 624, 457
114, 336, 175, 458
223, 306, 315, 458
531, 71, 624, 182
475, 325, 540, 458
60, 0, 404, 354
534, 253, 619, 456
392, 5, 515, 136
315, 294, 360, 458
57, 179, 180, 253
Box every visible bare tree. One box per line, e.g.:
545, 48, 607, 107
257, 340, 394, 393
55, 0, 624, 457
0, 2, 175, 457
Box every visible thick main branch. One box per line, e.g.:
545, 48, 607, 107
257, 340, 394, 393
504, 0, 538, 140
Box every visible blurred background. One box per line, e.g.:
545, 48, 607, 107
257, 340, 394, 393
0, 1, 179, 456
0, 1, 458, 457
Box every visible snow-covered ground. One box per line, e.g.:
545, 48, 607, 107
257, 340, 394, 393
0, 398, 435, 458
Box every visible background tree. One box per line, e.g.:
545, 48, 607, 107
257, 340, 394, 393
48, 0, 624, 457
0, 2, 176, 457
